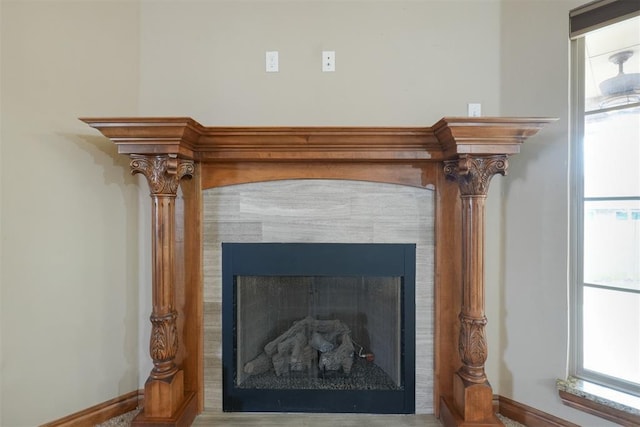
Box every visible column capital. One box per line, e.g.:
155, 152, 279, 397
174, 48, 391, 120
130, 154, 194, 195
443, 154, 508, 196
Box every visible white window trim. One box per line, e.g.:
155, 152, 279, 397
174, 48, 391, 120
563, 9, 640, 422
568, 35, 585, 388
569, 37, 640, 395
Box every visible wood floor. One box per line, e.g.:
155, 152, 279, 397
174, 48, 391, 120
192, 412, 441, 426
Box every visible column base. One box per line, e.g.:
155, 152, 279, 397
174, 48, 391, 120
440, 396, 504, 427
453, 373, 495, 422
132, 391, 197, 427
144, 370, 185, 417
132, 369, 197, 427
438, 372, 504, 427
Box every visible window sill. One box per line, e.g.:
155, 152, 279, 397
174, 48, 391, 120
557, 377, 640, 426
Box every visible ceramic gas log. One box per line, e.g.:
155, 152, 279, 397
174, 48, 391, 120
245, 317, 355, 378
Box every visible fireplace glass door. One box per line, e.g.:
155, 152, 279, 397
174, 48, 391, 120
222, 243, 415, 413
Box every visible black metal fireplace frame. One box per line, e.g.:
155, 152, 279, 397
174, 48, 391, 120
221, 242, 416, 414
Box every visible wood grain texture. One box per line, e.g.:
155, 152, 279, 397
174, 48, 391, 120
130, 155, 194, 420
80, 117, 555, 161
131, 392, 197, 427
175, 165, 204, 412
202, 179, 436, 413
200, 162, 434, 190
40, 390, 141, 427
443, 155, 509, 424
440, 396, 503, 427
434, 173, 463, 417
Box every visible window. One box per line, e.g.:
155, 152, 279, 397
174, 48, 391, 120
570, 0, 640, 402
580, 106, 640, 394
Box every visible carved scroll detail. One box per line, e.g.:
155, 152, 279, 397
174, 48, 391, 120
444, 155, 508, 196
458, 314, 488, 383
130, 154, 194, 195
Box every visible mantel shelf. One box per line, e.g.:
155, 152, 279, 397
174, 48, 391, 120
81, 117, 556, 162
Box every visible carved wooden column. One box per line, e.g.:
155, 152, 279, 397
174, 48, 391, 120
443, 154, 507, 426
130, 154, 197, 425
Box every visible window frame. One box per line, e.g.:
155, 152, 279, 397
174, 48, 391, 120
569, 1, 640, 401
569, 34, 585, 391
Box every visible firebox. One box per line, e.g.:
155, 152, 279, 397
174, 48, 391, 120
222, 243, 416, 413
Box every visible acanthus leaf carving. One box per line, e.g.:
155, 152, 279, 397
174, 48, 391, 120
444, 154, 508, 196
130, 154, 194, 195
149, 310, 179, 379
458, 314, 488, 383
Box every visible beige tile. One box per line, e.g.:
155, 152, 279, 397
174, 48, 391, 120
192, 412, 441, 427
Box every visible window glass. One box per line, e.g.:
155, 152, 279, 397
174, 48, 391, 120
583, 108, 640, 198
583, 199, 640, 291
583, 287, 640, 385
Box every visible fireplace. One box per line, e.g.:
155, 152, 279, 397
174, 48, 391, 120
82, 116, 552, 426
221, 243, 416, 413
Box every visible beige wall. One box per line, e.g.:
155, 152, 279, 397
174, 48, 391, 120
0, 1, 618, 426
0, 1, 141, 426
498, 1, 616, 425
137, 1, 502, 125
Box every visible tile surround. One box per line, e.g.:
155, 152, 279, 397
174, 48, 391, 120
203, 180, 435, 413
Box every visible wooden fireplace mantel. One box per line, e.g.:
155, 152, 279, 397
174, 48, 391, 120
82, 116, 547, 160
82, 116, 554, 427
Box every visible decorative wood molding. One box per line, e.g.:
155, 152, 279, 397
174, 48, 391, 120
432, 117, 549, 157
40, 390, 141, 427
444, 155, 508, 197
175, 166, 204, 412
498, 395, 580, 427
149, 310, 180, 377
129, 153, 195, 425
131, 391, 197, 427
82, 116, 555, 427
80, 117, 553, 162
443, 154, 508, 386
456, 314, 489, 383
440, 154, 510, 425
131, 155, 195, 195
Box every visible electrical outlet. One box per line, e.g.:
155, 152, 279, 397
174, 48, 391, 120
468, 103, 482, 117
322, 51, 335, 72
266, 51, 279, 73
